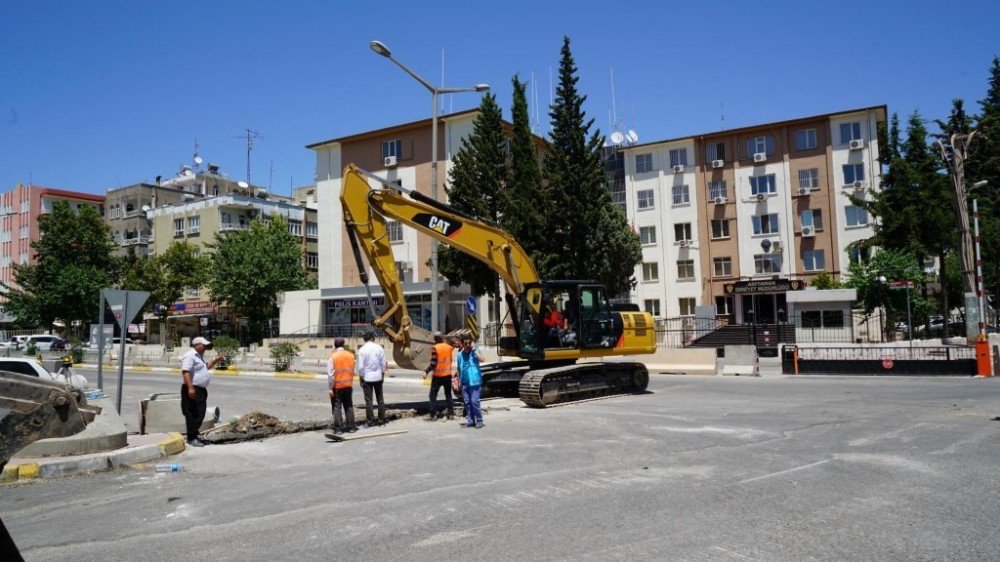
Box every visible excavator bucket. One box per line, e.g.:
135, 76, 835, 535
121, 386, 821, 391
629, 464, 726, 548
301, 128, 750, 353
392, 324, 436, 372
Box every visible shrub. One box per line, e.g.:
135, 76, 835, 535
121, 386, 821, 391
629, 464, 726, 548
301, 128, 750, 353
68, 338, 85, 364
24, 342, 38, 357
269, 341, 300, 372
212, 335, 240, 368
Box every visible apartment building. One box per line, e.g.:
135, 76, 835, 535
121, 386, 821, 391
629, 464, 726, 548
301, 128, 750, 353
279, 109, 547, 336
0, 184, 105, 290
143, 194, 318, 342
622, 106, 885, 324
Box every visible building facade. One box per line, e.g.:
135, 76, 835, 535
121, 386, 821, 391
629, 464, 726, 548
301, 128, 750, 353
0, 184, 105, 290
280, 109, 546, 336
621, 106, 885, 324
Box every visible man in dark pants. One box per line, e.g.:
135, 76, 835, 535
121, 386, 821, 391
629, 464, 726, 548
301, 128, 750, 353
356, 331, 387, 426
326, 337, 357, 433
423, 332, 455, 419
180, 336, 224, 447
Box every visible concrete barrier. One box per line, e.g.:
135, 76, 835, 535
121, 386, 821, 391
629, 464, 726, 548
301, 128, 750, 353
716, 345, 759, 376
17, 397, 127, 457
643, 347, 717, 374
141, 393, 219, 435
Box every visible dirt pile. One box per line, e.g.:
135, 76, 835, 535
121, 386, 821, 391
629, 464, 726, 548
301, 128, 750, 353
200, 408, 419, 444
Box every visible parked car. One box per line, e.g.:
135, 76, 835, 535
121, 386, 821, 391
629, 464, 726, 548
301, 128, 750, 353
0, 335, 31, 350
0, 358, 57, 381
24, 335, 63, 351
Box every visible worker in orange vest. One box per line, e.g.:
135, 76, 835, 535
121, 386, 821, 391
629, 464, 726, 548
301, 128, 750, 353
424, 332, 456, 420
327, 337, 357, 434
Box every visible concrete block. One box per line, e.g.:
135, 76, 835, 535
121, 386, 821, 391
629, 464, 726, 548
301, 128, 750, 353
2, 464, 20, 482
18, 463, 39, 479
157, 433, 186, 456
37, 456, 109, 478
142, 394, 218, 435
18, 397, 127, 457
716, 345, 759, 377
109, 444, 163, 468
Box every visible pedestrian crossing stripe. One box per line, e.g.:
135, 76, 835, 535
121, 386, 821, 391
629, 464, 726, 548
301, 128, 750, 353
466, 313, 479, 340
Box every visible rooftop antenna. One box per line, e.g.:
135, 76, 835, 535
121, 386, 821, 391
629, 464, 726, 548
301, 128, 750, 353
530, 71, 538, 134
269, 160, 275, 191
193, 139, 203, 172
233, 127, 262, 185
720, 102, 725, 131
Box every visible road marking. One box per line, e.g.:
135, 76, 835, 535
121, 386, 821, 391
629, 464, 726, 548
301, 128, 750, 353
737, 459, 830, 485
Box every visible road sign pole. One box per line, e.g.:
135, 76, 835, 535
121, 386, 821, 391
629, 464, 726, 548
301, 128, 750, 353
97, 290, 105, 391
906, 285, 913, 351
116, 293, 129, 413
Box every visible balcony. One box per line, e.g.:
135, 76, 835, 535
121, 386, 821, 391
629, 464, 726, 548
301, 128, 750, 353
121, 235, 153, 246
124, 210, 144, 219
220, 222, 249, 232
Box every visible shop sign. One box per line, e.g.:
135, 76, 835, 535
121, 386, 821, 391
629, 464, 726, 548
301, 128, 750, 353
331, 297, 385, 308
724, 279, 805, 295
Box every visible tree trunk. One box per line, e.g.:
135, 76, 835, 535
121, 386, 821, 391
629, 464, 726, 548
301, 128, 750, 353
941, 251, 949, 338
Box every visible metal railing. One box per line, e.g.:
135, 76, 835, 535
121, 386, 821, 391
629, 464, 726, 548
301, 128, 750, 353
795, 345, 974, 361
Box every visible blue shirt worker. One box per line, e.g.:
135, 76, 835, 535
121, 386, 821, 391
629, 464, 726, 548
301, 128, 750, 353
355, 331, 388, 427
180, 337, 224, 447
456, 335, 485, 428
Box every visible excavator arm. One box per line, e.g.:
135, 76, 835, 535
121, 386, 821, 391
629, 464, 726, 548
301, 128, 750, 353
340, 164, 538, 371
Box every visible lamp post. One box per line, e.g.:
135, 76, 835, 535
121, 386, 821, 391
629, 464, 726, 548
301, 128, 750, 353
370, 40, 489, 332
971, 180, 989, 338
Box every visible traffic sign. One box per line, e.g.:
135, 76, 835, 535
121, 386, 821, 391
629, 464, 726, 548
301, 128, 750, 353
889, 281, 914, 290
466, 313, 479, 340
465, 296, 477, 315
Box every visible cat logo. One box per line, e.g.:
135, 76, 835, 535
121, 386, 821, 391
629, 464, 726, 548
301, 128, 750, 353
412, 213, 463, 238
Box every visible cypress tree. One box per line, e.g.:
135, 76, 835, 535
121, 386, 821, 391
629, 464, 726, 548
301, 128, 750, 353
540, 36, 640, 296
504, 75, 546, 263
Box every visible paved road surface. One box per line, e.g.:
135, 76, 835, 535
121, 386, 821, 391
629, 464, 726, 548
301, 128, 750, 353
4, 375, 1000, 561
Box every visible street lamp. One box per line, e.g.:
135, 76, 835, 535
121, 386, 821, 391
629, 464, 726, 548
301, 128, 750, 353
370, 40, 490, 333
970, 179, 989, 338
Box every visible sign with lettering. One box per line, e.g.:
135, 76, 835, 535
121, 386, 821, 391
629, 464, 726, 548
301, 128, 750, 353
330, 297, 386, 309
724, 279, 805, 295
412, 213, 463, 238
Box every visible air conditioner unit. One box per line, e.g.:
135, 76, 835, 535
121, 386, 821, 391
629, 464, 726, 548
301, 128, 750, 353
771, 240, 783, 251
852, 180, 865, 189
753, 152, 767, 163
756, 193, 766, 203
672, 164, 685, 174
679, 239, 691, 248
849, 139, 865, 150
712, 159, 724, 168
802, 226, 815, 237
713, 196, 727, 205
383, 155, 398, 168
798, 187, 810, 196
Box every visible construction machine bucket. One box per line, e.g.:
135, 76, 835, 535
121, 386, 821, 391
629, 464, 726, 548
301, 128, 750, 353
392, 324, 435, 372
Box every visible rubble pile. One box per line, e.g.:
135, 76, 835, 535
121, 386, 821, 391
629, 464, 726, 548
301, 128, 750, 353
201, 409, 419, 444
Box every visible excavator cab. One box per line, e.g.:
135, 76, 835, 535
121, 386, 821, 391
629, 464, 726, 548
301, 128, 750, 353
517, 281, 621, 360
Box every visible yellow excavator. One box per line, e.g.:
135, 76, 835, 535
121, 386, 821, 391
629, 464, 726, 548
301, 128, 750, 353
340, 164, 656, 407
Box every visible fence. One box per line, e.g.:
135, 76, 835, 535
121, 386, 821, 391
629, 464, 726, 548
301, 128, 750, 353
784, 345, 977, 375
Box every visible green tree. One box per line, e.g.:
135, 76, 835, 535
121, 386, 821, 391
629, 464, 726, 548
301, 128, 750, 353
1, 202, 116, 335
968, 57, 1000, 304
126, 241, 210, 344
505, 75, 546, 262
844, 248, 931, 337
207, 216, 309, 343
810, 270, 843, 290
540, 36, 640, 296
438, 93, 508, 309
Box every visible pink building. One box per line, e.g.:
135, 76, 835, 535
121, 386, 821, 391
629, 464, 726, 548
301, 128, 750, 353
0, 185, 105, 288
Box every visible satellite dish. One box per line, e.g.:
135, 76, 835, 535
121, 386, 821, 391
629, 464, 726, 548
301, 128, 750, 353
237, 181, 249, 189
626, 130, 639, 143
194, 156, 203, 165
610, 131, 624, 145
141, 205, 151, 213
183, 169, 194, 177
761, 239, 772, 251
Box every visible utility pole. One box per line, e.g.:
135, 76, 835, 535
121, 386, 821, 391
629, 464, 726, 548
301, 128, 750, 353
935, 131, 980, 296
235, 128, 262, 186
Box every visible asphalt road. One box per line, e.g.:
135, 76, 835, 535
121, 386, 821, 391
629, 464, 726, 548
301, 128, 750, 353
4, 374, 1000, 561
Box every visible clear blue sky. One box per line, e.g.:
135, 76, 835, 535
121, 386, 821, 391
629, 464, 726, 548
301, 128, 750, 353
1, 0, 998, 195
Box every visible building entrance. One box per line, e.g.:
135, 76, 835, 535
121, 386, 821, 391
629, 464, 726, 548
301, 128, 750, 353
741, 293, 787, 324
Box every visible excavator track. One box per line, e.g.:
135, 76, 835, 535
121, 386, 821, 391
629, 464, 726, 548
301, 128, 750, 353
518, 361, 649, 408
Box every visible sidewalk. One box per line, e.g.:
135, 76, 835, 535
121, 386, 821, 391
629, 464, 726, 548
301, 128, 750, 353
3, 432, 186, 482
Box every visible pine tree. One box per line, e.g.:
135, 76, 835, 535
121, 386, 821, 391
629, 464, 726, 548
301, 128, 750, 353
437, 93, 508, 302
540, 36, 640, 296
970, 57, 1000, 306
505, 75, 546, 262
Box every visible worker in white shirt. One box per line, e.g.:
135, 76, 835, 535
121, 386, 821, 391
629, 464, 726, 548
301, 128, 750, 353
355, 330, 388, 427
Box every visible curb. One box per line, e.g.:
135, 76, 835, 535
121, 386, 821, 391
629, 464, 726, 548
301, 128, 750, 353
2, 432, 187, 483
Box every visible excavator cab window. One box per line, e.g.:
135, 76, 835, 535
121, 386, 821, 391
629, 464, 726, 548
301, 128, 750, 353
518, 287, 544, 359
579, 285, 615, 349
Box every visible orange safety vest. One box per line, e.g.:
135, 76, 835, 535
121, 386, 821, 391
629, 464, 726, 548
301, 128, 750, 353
432, 342, 454, 378
330, 349, 355, 390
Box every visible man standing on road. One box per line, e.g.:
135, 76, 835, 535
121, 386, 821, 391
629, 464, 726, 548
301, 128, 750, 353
356, 331, 387, 427
180, 336, 224, 447
423, 332, 455, 420
327, 337, 357, 434
456, 335, 484, 428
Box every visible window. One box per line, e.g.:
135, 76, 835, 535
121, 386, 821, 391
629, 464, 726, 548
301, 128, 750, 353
639, 226, 656, 245
679, 298, 696, 316
109, 205, 120, 219
636, 153, 653, 173
395, 260, 409, 281
187, 288, 200, 299
677, 259, 695, 280
669, 149, 688, 167
173, 218, 184, 237
674, 223, 692, 242
221, 211, 232, 225
754, 254, 782, 274
795, 128, 817, 150
843, 163, 865, 185
192, 247, 201, 258
823, 310, 845, 328
711, 219, 730, 239
387, 220, 403, 243
306, 221, 318, 239
849, 246, 870, 265
672, 185, 690, 205
802, 310, 845, 328
288, 219, 302, 236
798, 168, 819, 189
803, 250, 826, 271
382, 139, 402, 159
750, 174, 777, 195
637, 189, 655, 210
839, 122, 862, 143
187, 215, 200, 234
751, 214, 780, 235
642, 262, 659, 282
747, 135, 775, 157
643, 299, 661, 317
713, 257, 732, 277
706, 142, 726, 162
708, 180, 728, 200
715, 296, 734, 316
801, 209, 823, 230
306, 252, 319, 269
846, 205, 869, 227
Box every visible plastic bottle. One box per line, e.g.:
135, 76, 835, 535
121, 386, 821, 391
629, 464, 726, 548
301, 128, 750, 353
155, 463, 185, 473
